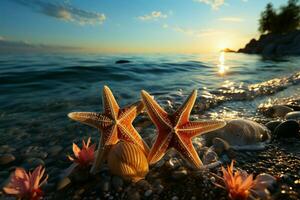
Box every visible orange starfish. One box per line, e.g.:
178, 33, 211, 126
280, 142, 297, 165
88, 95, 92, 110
68, 85, 149, 174
141, 89, 226, 169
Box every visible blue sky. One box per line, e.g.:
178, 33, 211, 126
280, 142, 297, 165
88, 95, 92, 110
0, 0, 288, 53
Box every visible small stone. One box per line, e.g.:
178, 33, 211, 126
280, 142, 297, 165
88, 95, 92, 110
0, 154, 15, 165
274, 120, 300, 138
212, 137, 230, 155
203, 148, 218, 165
265, 121, 282, 132
165, 157, 181, 169
57, 177, 72, 190
172, 168, 188, 180
26, 157, 45, 168
127, 191, 140, 200
112, 176, 123, 191
268, 105, 293, 118
48, 145, 63, 156
144, 189, 152, 197
0, 145, 15, 153
101, 181, 110, 192
23, 146, 48, 159
285, 111, 300, 121
172, 196, 179, 200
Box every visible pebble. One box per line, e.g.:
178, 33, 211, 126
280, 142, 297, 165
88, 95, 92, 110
202, 148, 218, 165
265, 121, 282, 132
172, 196, 179, 200
172, 168, 188, 180
101, 180, 111, 192
0, 154, 15, 165
112, 176, 123, 191
274, 120, 300, 138
57, 177, 72, 190
0, 145, 15, 153
269, 105, 294, 118
23, 146, 48, 159
165, 157, 181, 169
25, 157, 45, 168
285, 111, 300, 121
48, 145, 63, 156
212, 137, 230, 155
144, 189, 153, 197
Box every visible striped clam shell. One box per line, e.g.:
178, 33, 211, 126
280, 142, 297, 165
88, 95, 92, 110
107, 141, 149, 182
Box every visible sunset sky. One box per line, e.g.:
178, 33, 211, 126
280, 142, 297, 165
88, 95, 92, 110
0, 0, 288, 53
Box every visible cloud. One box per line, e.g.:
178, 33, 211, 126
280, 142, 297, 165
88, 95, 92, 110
165, 24, 224, 37
138, 11, 168, 21
0, 38, 80, 53
12, 0, 106, 25
193, 0, 225, 10
218, 17, 244, 22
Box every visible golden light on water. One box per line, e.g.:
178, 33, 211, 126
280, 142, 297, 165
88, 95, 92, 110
218, 52, 228, 75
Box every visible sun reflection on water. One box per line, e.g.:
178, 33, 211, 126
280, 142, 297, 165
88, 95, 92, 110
218, 52, 228, 75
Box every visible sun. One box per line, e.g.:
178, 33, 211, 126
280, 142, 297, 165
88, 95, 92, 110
217, 39, 230, 51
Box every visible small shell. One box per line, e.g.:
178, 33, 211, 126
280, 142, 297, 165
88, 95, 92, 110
107, 141, 149, 182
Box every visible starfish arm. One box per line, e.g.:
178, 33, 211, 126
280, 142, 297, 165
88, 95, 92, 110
171, 135, 203, 169
103, 85, 120, 120
174, 90, 197, 126
178, 120, 226, 138
118, 124, 150, 155
147, 131, 173, 165
118, 102, 141, 123
68, 112, 112, 130
141, 90, 172, 129
104, 125, 119, 146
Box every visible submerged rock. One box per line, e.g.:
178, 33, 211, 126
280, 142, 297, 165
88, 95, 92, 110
273, 120, 300, 138
115, 60, 131, 64
203, 119, 271, 149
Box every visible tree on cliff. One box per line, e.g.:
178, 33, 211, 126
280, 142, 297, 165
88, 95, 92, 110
258, 3, 276, 34
259, 0, 300, 34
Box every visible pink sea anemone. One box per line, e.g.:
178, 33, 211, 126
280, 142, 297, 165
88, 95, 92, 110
68, 137, 95, 167
217, 161, 276, 200
3, 165, 48, 200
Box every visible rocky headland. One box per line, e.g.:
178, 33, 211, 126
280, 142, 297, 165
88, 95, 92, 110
238, 30, 300, 56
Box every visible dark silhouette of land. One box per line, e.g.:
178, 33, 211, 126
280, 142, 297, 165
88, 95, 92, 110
238, 0, 300, 56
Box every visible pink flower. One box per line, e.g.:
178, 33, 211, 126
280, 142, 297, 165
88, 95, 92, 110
216, 161, 276, 200
68, 137, 95, 167
3, 165, 48, 200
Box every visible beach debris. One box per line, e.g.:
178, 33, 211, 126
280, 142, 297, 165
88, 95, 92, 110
273, 120, 300, 138
216, 161, 276, 200
141, 89, 226, 169
68, 85, 149, 174
203, 119, 271, 150
107, 141, 149, 182
3, 165, 48, 200
68, 137, 95, 167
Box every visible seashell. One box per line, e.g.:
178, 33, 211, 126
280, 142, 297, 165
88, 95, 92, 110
107, 141, 149, 182
203, 119, 271, 150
